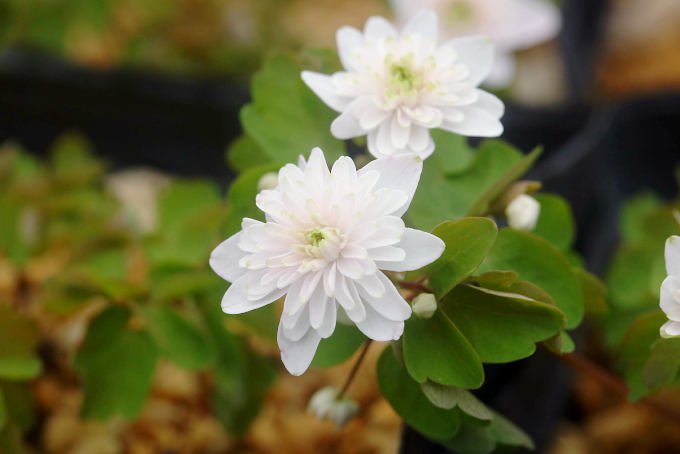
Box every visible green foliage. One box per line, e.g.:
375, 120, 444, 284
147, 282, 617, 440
603, 194, 680, 399
533, 194, 575, 250
312, 324, 366, 368
0, 305, 41, 381
148, 180, 225, 267
404, 311, 484, 389
203, 304, 277, 436
377, 347, 462, 440
617, 311, 667, 400
409, 140, 539, 230
223, 164, 280, 235
441, 285, 565, 363
75, 306, 159, 419
240, 54, 345, 165
479, 228, 584, 328
424, 217, 498, 299
141, 305, 216, 370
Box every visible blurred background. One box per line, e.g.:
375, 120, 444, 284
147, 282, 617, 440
1, 0, 680, 453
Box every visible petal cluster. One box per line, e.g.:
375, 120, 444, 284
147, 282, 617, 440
210, 148, 444, 375
302, 10, 504, 159
390, 0, 562, 87
660, 236, 680, 337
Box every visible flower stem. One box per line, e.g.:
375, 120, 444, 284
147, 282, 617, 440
339, 340, 373, 398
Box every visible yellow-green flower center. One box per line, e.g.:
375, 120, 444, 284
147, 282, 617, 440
308, 229, 326, 247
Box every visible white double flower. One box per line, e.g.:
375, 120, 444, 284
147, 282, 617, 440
302, 10, 504, 160
660, 236, 680, 338
210, 149, 444, 374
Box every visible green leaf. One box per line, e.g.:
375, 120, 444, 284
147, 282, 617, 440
149, 180, 225, 267
240, 54, 344, 164
377, 347, 462, 440
311, 324, 366, 368
643, 337, 680, 391
533, 194, 575, 250
75, 306, 159, 419
0, 388, 5, 430
441, 285, 565, 363
606, 243, 663, 311
0, 358, 41, 382
203, 304, 277, 436
0, 382, 35, 432
226, 135, 271, 173
141, 306, 215, 370
430, 131, 474, 176
466, 144, 541, 216
576, 268, 608, 316
617, 310, 667, 400
157, 180, 222, 229
425, 218, 498, 299
486, 410, 534, 450
421, 382, 492, 420
620, 193, 663, 243
479, 228, 584, 328
150, 267, 220, 302
403, 311, 484, 388
0, 305, 41, 380
223, 164, 280, 235
410, 140, 538, 230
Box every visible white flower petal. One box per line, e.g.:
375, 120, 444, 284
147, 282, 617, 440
473, 89, 505, 118
282, 306, 311, 341
278, 323, 321, 376
442, 35, 494, 87
368, 246, 406, 262
357, 272, 412, 322
359, 155, 423, 217
309, 286, 329, 330
483, 51, 517, 88
661, 320, 680, 339
441, 104, 504, 137
356, 273, 386, 298
331, 110, 364, 139
336, 26, 364, 69
301, 71, 348, 112
402, 10, 438, 42
318, 299, 337, 338
364, 16, 398, 41
376, 228, 444, 272
495, 0, 561, 51
354, 302, 405, 341
210, 232, 248, 282
660, 276, 680, 321
666, 236, 680, 276
221, 272, 285, 314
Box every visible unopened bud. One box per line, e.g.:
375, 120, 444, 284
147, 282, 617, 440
505, 194, 540, 231
412, 293, 437, 319
257, 172, 279, 192
308, 386, 358, 427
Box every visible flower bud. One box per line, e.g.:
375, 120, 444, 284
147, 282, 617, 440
505, 194, 540, 231
412, 293, 437, 319
308, 386, 358, 427
257, 172, 279, 192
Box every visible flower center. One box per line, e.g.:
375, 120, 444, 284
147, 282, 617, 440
386, 57, 423, 99
303, 226, 347, 262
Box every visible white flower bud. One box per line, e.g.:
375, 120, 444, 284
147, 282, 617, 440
505, 194, 540, 231
412, 293, 437, 319
257, 172, 279, 192
308, 386, 358, 427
